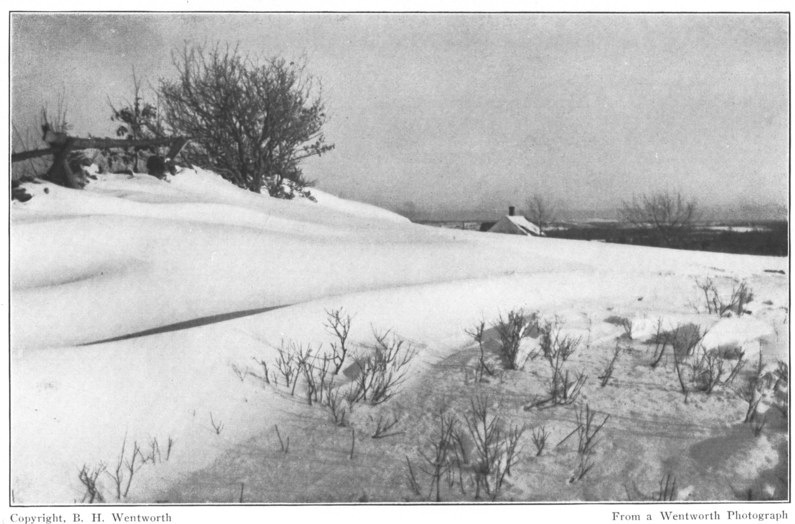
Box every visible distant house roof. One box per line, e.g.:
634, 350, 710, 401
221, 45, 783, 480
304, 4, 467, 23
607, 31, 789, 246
487, 215, 544, 237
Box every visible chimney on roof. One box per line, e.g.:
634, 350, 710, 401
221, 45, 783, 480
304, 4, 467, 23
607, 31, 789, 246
508, 206, 515, 216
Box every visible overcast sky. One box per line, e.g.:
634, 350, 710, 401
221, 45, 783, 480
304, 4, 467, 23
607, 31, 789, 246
11, 13, 788, 219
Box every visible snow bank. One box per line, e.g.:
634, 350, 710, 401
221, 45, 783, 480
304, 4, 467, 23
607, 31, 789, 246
10, 166, 788, 503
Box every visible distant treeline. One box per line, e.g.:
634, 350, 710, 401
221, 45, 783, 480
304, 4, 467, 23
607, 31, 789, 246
544, 221, 788, 257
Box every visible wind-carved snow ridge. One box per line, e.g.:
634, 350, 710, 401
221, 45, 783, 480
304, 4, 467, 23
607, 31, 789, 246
10, 167, 788, 503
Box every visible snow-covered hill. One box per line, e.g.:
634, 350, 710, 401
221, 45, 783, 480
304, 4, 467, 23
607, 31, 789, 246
10, 168, 788, 504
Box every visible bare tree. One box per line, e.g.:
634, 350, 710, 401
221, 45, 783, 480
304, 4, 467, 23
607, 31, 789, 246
525, 195, 558, 232
159, 43, 334, 197
619, 191, 698, 247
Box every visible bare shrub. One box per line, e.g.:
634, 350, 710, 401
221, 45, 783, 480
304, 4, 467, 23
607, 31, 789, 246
526, 321, 586, 409
696, 278, 754, 316
418, 408, 459, 502
691, 347, 746, 394
652, 322, 707, 373
105, 437, 146, 501
539, 319, 580, 363
325, 308, 353, 374
531, 426, 550, 456
670, 323, 707, 358
275, 341, 299, 392
159, 43, 333, 196
465, 320, 494, 382
460, 396, 525, 500
79, 463, 106, 503
663, 324, 743, 400
493, 309, 537, 370
649, 318, 670, 368
347, 329, 416, 405
739, 352, 766, 423
295, 345, 332, 406
605, 315, 633, 340
371, 413, 402, 439
142, 438, 161, 465
599, 343, 624, 387
561, 404, 609, 483
324, 382, 349, 427
251, 357, 270, 385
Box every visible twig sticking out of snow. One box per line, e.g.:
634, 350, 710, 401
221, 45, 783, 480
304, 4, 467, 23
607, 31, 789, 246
275, 424, 289, 453
210, 413, 224, 435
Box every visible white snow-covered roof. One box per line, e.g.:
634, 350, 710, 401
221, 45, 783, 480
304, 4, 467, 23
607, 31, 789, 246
488, 215, 544, 236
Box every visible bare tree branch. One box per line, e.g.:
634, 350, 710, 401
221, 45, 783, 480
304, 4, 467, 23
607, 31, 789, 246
619, 191, 698, 247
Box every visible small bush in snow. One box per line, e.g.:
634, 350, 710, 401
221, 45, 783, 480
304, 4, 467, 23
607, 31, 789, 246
649, 318, 670, 368
565, 404, 609, 483
599, 343, 624, 387
347, 329, 416, 405
106, 437, 145, 500
690, 347, 746, 394
464, 320, 494, 382
251, 356, 271, 385
531, 426, 550, 456
651, 322, 707, 369
323, 382, 350, 427
738, 352, 768, 423
78, 463, 106, 503
695, 278, 754, 316
370, 413, 402, 439
605, 315, 633, 340
670, 323, 707, 358
660, 324, 744, 400
459, 396, 525, 500
407, 399, 524, 501
417, 408, 459, 502
275, 341, 299, 392
526, 321, 586, 409
296, 346, 333, 406
672, 345, 691, 402
325, 308, 353, 374
492, 310, 537, 370
539, 319, 580, 363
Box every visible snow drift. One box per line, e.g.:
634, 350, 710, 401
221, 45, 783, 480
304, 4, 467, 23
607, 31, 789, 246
10, 167, 788, 503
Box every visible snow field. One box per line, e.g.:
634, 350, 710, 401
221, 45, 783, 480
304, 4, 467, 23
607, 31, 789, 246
10, 168, 788, 503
